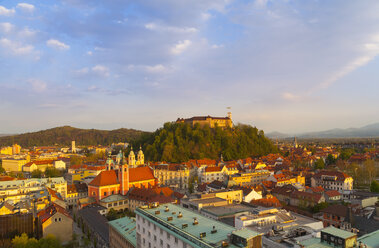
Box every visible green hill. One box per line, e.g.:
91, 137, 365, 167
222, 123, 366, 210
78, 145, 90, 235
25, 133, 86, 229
134, 122, 278, 162
0, 126, 146, 147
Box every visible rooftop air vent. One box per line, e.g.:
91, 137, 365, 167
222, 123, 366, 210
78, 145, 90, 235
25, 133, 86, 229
164, 206, 169, 212
222, 241, 229, 247
200, 232, 206, 238
167, 216, 173, 221
155, 210, 160, 215
172, 212, 176, 215
193, 217, 198, 225
182, 223, 188, 229
211, 226, 217, 234
177, 212, 183, 218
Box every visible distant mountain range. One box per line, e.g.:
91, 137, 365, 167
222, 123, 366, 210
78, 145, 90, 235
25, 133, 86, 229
0, 126, 147, 147
267, 123, 379, 139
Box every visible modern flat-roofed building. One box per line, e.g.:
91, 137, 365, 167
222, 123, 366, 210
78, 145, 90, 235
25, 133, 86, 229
109, 216, 136, 248
135, 203, 262, 248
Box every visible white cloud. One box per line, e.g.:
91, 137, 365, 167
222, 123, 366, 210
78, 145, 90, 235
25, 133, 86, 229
0, 38, 34, 55
281, 92, 301, 101
211, 44, 224, 49
28, 79, 47, 92
201, 12, 212, 21
145, 23, 197, 33
92, 65, 110, 77
19, 27, 36, 37
0, 22, 14, 33
145, 64, 167, 73
0, 6, 15, 16
46, 39, 70, 50
87, 51, 93, 55
17, 3, 35, 12
75, 67, 89, 75
254, 0, 268, 8
171, 40, 192, 55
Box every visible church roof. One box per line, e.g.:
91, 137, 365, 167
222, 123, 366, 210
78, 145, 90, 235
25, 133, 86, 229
129, 167, 155, 182
89, 170, 119, 187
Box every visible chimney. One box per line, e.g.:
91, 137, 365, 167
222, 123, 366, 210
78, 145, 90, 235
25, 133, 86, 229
164, 206, 169, 212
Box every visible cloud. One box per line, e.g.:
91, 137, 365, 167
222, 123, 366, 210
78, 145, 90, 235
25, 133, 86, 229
145, 64, 167, 73
0, 22, 14, 33
171, 40, 192, 55
17, 3, 35, 13
92, 65, 110, 77
0, 38, 34, 55
28, 79, 47, 92
19, 27, 36, 37
145, 23, 198, 33
0, 6, 15, 16
281, 92, 302, 101
46, 39, 70, 50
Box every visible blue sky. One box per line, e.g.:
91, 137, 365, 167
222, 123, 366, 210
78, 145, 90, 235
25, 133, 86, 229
0, 0, 379, 134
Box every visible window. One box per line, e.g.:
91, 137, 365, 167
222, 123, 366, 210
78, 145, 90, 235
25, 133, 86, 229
154, 235, 156, 241
167, 233, 170, 239
167, 244, 170, 248
104, 192, 107, 196
175, 237, 178, 244
160, 229, 163, 235
160, 240, 163, 246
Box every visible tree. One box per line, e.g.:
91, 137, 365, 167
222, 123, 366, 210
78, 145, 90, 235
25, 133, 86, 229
370, 180, 379, 193
314, 159, 325, 170
70, 156, 83, 166
45, 167, 63, 178
326, 154, 336, 165
31, 169, 43, 178
363, 159, 377, 184
106, 208, 117, 221
12, 233, 62, 248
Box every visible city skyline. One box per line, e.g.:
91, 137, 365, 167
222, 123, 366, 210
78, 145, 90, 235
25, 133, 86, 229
1, 0, 379, 134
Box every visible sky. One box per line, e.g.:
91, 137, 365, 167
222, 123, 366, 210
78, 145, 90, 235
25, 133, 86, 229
1, 0, 379, 134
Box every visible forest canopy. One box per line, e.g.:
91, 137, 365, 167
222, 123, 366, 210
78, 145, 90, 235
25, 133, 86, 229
134, 122, 278, 162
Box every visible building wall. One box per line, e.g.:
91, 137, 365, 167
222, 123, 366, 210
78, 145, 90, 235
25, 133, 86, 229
136, 213, 188, 248
109, 225, 135, 248
2, 159, 27, 172
42, 212, 73, 243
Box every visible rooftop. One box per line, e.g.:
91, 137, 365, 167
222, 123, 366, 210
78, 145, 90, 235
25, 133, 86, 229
108, 217, 136, 247
321, 226, 356, 239
136, 203, 259, 248
358, 229, 379, 248
100, 194, 127, 203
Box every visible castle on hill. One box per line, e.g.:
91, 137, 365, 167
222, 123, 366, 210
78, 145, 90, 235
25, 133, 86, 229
176, 112, 233, 128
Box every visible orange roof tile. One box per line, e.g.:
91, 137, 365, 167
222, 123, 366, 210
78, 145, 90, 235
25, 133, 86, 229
129, 167, 156, 182
89, 170, 119, 187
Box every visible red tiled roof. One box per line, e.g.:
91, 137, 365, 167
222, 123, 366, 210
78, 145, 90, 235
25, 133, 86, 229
47, 187, 63, 201
291, 191, 323, 203
37, 203, 72, 223
89, 170, 119, 187
153, 187, 174, 197
313, 170, 351, 181
0, 176, 16, 181
325, 190, 341, 197
205, 166, 222, 173
321, 204, 348, 217
309, 186, 325, 193
129, 167, 155, 182
251, 196, 282, 207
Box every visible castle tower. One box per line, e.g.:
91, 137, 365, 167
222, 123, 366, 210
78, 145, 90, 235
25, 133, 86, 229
137, 146, 144, 165
128, 147, 136, 168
